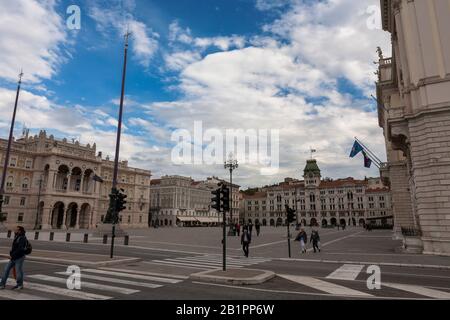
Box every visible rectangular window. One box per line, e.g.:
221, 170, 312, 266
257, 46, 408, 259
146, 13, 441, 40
3, 213, 7, 221
20, 197, 26, 206
25, 160, 32, 169
9, 158, 17, 167
4, 196, 9, 205
17, 212, 24, 222
127, 216, 131, 223
139, 216, 143, 223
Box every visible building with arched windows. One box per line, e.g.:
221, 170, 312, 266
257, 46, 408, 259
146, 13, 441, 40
0, 130, 151, 230
240, 159, 392, 228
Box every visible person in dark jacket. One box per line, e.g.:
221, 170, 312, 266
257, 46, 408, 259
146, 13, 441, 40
0, 226, 28, 290
241, 227, 252, 257
255, 221, 261, 237
248, 222, 253, 235
310, 230, 321, 253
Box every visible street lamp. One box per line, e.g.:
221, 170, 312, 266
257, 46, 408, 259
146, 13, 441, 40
224, 153, 238, 235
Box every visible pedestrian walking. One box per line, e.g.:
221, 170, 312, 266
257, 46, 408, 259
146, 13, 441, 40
249, 222, 253, 235
241, 227, 252, 258
0, 226, 32, 290
295, 228, 308, 253
236, 223, 240, 236
255, 221, 261, 237
310, 230, 321, 253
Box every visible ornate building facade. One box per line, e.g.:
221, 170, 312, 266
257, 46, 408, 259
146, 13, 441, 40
0, 131, 151, 230
149, 175, 240, 227
377, 0, 450, 255
241, 160, 392, 227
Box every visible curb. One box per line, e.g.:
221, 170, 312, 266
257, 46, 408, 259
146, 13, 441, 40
0, 254, 141, 267
190, 268, 275, 285
276, 258, 450, 270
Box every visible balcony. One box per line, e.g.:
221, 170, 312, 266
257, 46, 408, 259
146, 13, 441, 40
378, 58, 393, 83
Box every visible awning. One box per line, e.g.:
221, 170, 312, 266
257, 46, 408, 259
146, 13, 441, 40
177, 216, 198, 222
196, 217, 219, 223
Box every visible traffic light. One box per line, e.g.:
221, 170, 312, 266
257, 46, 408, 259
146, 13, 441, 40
117, 188, 128, 213
285, 205, 296, 223
104, 188, 119, 223
221, 185, 230, 212
211, 188, 221, 211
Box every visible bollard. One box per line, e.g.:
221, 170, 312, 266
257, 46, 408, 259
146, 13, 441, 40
7, 230, 11, 238
103, 234, 108, 244
83, 233, 88, 243
124, 235, 129, 246
49, 232, 54, 241
66, 233, 71, 242
34, 231, 39, 240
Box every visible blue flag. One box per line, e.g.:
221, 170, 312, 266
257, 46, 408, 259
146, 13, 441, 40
349, 140, 364, 158
363, 151, 372, 168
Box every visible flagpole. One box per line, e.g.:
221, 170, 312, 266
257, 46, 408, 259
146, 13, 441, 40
354, 137, 382, 165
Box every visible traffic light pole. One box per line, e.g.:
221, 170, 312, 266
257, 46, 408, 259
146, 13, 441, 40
287, 223, 291, 258
109, 31, 130, 259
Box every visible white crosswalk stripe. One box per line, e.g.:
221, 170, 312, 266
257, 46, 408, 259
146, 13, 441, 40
28, 275, 140, 295
382, 283, 450, 299
6, 279, 112, 300
0, 267, 185, 300
150, 254, 271, 270
279, 274, 373, 297
326, 264, 365, 281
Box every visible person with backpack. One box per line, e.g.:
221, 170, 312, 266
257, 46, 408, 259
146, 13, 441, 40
0, 226, 31, 290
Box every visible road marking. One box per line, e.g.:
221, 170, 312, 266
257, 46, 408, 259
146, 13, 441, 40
191, 281, 426, 300
168, 257, 258, 266
278, 274, 373, 297
55, 272, 163, 289
251, 240, 287, 249
80, 269, 182, 284
99, 267, 189, 280
6, 279, 111, 300
28, 275, 139, 295
304, 231, 364, 252
150, 260, 226, 269
382, 283, 450, 299
143, 261, 211, 270
0, 289, 48, 300
326, 264, 365, 281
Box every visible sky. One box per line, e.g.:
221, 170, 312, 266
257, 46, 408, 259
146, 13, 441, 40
0, 0, 391, 189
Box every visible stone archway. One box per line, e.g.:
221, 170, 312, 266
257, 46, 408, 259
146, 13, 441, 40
352, 218, 356, 226
51, 202, 65, 229
66, 203, 78, 228
276, 218, 283, 226
70, 167, 82, 192
56, 165, 69, 191
262, 219, 267, 226
340, 218, 346, 226
322, 219, 328, 227
330, 218, 337, 226
310, 218, 317, 227
79, 203, 91, 229
270, 219, 275, 226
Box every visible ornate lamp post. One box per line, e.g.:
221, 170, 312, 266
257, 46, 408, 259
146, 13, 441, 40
224, 154, 238, 235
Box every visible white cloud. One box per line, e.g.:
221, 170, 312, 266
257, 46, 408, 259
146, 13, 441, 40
143, 0, 390, 187
89, 1, 159, 67
0, 0, 67, 83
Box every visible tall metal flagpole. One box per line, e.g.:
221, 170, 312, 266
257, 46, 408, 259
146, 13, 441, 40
0, 70, 23, 225
110, 31, 131, 259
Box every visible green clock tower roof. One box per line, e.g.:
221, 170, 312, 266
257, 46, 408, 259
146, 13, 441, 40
303, 159, 321, 176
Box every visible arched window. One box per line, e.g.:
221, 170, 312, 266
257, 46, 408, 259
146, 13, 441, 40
6, 176, 13, 187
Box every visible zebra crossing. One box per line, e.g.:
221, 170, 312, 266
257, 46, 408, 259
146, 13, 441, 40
148, 254, 271, 270
0, 267, 185, 300
279, 264, 450, 300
